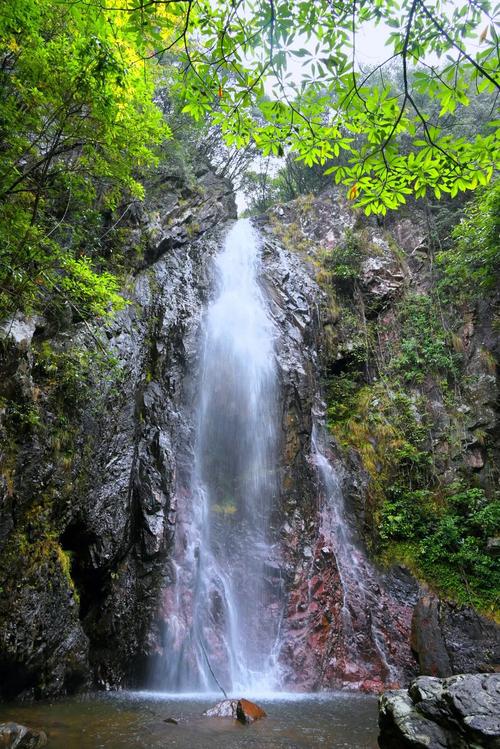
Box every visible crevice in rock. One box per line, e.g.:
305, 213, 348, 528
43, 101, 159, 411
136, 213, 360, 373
0, 658, 36, 700
59, 524, 106, 621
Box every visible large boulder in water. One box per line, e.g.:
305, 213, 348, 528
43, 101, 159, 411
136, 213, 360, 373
378, 673, 500, 748
0, 722, 47, 748
237, 698, 267, 724
203, 698, 267, 724
203, 699, 238, 718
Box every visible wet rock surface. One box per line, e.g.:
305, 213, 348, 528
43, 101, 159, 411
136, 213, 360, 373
378, 674, 500, 748
264, 188, 499, 687
0, 169, 236, 698
412, 593, 500, 678
0, 722, 47, 748
257, 221, 418, 692
202, 699, 266, 724
1, 176, 498, 700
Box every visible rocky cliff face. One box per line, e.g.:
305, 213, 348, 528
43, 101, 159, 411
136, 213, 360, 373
0, 177, 498, 700
255, 225, 419, 692
0, 165, 236, 698
264, 188, 499, 683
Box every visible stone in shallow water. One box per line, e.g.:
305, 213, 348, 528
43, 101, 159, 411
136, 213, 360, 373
202, 699, 267, 724
236, 699, 267, 724
0, 722, 47, 748
203, 700, 238, 719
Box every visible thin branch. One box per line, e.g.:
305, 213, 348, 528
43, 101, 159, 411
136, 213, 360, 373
417, 0, 500, 90
45, 188, 72, 239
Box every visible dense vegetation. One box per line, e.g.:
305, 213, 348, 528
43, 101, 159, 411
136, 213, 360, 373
313, 185, 500, 616
0, 0, 165, 321
176, 0, 499, 212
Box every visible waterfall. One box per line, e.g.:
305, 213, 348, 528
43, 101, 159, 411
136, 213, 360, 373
311, 419, 400, 686
162, 219, 282, 693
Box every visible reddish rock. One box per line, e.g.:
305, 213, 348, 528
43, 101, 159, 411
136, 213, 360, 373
203, 698, 266, 724
278, 526, 419, 692
237, 699, 267, 724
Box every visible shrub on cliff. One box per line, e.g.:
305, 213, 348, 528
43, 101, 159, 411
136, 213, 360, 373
438, 180, 500, 297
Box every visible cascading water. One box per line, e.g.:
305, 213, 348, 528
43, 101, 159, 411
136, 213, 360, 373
311, 417, 400, 686
162, 219, 282, 693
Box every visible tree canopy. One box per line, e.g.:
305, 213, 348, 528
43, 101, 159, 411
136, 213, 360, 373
0, 0, 498, 320
165, 0, 500, 213
0, 0, 169, 320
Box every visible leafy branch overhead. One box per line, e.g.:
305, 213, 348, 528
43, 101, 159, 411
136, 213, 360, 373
0, 0, 498, 321
163, 0, 499, 214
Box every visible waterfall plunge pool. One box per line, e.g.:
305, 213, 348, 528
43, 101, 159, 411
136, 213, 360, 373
0, 691, 379, 748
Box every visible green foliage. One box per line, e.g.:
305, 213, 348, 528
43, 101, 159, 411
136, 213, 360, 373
240, 168, 277, 215
243, 66, 499, 216
33, 340, 108, 406
319, 188, 498, 616
171, 0, 499, 214
325, 300, 499, 612
379, 488, 433, 542
390, 294, 459, 383
380, 485, 500, 612
58, 257, 125, 319
326, 305, 497, 612
323, 230, 365, 286
1, 400, 42, 432
2, 337, 122, 447
0, 0, 170, 322
241, 155, 332, 214
1, 0, 498, 319
328, 379, 431, 498
437, 180, 500, 296
326, 373, 362, 425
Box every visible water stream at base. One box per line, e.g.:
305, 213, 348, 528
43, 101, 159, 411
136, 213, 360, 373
162, 219, 282, 693
0, 692, 380, 749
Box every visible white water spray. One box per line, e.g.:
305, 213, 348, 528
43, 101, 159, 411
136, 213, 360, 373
162, 219, 282, 693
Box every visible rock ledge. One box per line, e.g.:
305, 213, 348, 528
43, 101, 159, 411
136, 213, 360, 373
378, 673, 500, 748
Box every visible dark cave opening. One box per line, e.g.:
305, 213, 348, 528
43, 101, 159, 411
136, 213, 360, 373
59, 523, 107, 621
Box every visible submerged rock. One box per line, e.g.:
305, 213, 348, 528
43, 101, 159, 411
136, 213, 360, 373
203, 699, 266, 724
378, 673, 500, 748
0, 722, 47, 748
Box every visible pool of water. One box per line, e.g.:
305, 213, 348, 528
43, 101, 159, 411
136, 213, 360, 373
0, 691, 380, 748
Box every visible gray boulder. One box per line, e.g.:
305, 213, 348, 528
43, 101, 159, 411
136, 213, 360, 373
379, 674, 500, 748
203, 699, 238, 718
411, 594, 500, 677
0, 723, 47, 748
